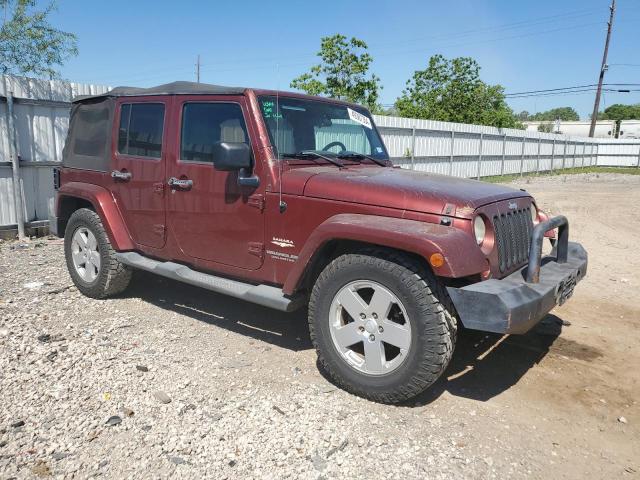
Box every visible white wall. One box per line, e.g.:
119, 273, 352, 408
523, 120, 616, 138
619, 120, 640, 139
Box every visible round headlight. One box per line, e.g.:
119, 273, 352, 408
531, 205, 538, 222
473, 216, 486, 245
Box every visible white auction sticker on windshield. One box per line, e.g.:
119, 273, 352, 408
347, 108, 372, 129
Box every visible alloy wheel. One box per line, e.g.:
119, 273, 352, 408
71, 227, 101, 283
329, 280, 411, 375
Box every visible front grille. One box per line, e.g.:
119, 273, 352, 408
493, 207, 534, 273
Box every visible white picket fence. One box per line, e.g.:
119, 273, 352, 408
1, 74, 639, 233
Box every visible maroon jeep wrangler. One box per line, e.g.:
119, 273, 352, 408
51, 81, 587, 403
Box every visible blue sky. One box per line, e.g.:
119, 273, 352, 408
52, 0, 639, 119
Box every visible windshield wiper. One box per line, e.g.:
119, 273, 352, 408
336, 153, 388, 167
281, 151, 344, 168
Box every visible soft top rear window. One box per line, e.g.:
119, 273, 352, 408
63, 98, 115, 172
72, 104, 110, 157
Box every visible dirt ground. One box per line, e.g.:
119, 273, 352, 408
0, 172, 638, 479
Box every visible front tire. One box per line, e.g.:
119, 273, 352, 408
308, 249, 457, 404
64, 208, 132, 299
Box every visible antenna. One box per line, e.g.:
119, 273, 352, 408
276, 63, 286, 213
196, 55, 201, 83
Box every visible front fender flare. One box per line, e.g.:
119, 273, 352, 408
56, 182, 134, 251
282, 214, 486, 295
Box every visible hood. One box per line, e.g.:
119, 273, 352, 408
285, 166, 530, 219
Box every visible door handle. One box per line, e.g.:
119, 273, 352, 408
168, 177, 193, 190
111, 170, 132, 181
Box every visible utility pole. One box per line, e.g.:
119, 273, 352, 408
589, 0, 616, 137
196, 55, 201, 83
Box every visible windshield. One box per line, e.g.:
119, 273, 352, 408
258, 95, 388, 161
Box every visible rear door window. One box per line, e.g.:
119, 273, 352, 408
118, 103, 165, 158
180, 103, 249, 163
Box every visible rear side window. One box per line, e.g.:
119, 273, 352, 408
118, 103, 165, 158
72, 105, 110, 157
180, 103, 249, 163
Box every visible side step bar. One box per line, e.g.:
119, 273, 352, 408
115, 252, 304, 312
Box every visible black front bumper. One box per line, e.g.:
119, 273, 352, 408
447, 216, 588, 334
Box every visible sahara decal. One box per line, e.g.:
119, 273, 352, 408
271, 237, 295, 248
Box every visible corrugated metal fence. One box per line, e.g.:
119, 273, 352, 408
1, 75, 639, 233
0, 75, 110, 231
372, 115, 640, 176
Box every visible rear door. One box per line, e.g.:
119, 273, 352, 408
110, 98, 169, 249
166, 97, 264, 270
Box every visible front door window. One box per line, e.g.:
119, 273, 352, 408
166, 100, 264, 270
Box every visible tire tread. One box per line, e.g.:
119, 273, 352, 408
64, 208, 132, 299
308, 248, 457, 404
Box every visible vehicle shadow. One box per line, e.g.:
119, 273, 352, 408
125, 271, 312, 352
125, 271, 563, 402
409, 316, 564, 405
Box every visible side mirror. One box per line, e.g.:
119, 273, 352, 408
212, 142, 251, 171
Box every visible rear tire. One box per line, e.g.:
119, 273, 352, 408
308, 249, 457, 404
64, 208, 132, 299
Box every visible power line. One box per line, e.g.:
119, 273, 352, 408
505, 83, 640, 97
370, 20, 604, 62
367, 7, 605, 50
507, 88, 639, 99
506, 84, 599, 96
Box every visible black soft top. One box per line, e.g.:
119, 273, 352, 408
74, 81, 247, 103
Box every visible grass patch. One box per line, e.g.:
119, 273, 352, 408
483, 166, 640, 183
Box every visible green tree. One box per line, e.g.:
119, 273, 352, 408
394, 55, 521, 128
0, 0, 77, 78
291, 34, 382, 112
530, 107, 579, 122
598, 103, 640, 121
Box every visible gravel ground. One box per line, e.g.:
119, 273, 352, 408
0, 241, 517, 479
1, 173, 638, 479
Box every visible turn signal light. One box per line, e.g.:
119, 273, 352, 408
429, 253, 445, 268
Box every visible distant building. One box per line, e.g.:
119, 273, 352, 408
619, 120, 640, 139
523, 121, 616, 138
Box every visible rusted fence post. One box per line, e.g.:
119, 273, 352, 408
519, 136, 525, 176
6, 91, 26, 240
500, 134, 506, 176
448, 130, 455, 176
410, 126, 416, 170
477, 132, 483, 180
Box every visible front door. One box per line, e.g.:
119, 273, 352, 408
110, 98, 169, 249
166, 97, 264, 270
